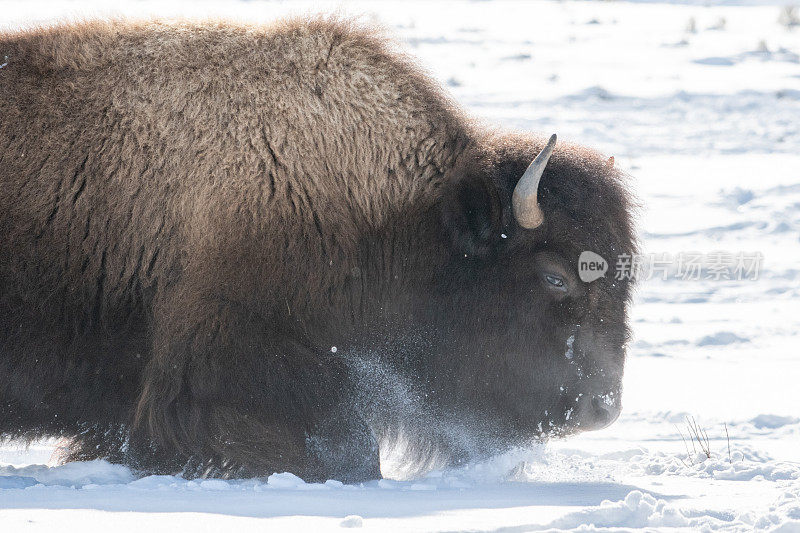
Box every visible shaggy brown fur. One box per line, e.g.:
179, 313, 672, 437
0, 17, 636, 482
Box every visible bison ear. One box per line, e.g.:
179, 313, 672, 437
440, 173, 501, 258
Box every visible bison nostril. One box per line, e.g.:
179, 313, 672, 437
581, 396, 620, 430
591, 397, 611, 424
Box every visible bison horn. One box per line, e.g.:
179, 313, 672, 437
512, 133, 557, 229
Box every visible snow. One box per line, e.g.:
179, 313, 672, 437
2, 0, 799, 531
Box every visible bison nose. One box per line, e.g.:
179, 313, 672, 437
591, 396, 620, 427
575, 395, 621, 431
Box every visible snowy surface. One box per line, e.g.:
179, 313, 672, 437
2, 1, 799, 531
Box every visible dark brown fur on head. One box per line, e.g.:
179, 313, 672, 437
0, 17, 636, 482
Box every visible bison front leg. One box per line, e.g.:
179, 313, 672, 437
130, 288, 380, 482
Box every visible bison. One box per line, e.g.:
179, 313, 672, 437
0, 17, 636, 482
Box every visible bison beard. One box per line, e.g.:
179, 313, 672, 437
0, 17, 637, 482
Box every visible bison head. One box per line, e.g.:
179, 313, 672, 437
427, 132, 637, 449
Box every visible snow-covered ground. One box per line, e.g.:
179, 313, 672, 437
2, 1, 799, 531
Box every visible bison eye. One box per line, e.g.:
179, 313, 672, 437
544, 274, 566, 290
